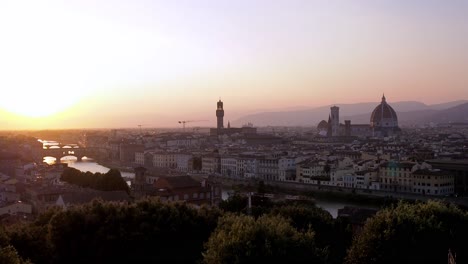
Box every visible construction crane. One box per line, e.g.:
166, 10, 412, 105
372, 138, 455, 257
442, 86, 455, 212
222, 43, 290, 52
178, 120, 208, 132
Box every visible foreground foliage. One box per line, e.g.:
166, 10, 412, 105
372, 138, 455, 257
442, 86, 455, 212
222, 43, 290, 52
345, 201, 468, 264
7, 199, 220, 264
0, 229, 29, 264
203, 214, 326, 264
2, 197, 467, 264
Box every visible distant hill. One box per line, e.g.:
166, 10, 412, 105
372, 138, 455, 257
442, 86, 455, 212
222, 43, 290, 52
423, 102, 468, 124
427, 100, 468, 110
233, 100, 468, 127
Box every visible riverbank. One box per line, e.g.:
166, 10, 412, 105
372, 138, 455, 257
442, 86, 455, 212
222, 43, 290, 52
93, 159, 135, 174
215, 176, 468, 209
224, 180, 396, 209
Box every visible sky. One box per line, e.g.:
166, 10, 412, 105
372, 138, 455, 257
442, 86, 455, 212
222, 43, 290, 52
0, 0, 467, 129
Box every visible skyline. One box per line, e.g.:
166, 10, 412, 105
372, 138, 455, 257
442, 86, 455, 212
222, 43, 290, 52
1, 0, 467, 129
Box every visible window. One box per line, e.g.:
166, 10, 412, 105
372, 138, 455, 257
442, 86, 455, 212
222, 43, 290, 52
183, 194, 189, 200
193, 193, 198, 199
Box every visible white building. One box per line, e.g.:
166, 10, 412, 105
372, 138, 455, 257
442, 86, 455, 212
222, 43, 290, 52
0, 201, 32, 216
153, 152, 177, 168
221, 156, 238, 178
278, 157, 296, 181
330, 168, 355, 187
202, 155, 220, 174
258, 157, 279, 181
175, 153, 193, 172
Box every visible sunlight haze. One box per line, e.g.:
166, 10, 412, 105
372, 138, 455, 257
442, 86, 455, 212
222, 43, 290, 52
0, 0, 467, 129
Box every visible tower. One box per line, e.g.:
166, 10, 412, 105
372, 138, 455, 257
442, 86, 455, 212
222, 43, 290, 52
216, 99, 224, 129
132, 166, 147, 198
330, 106, 340, 136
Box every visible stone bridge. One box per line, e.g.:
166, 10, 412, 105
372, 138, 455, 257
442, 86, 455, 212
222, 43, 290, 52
41, 146, 107, 162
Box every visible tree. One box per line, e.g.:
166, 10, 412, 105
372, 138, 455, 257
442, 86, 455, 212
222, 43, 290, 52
345, 201, 468, 264
5, 199, 221, 264
219, 194, 248, 213
269, 205, 333, 245
46, 199, 220, 264
0, 246, 23, 264
269, 204, 352, 264
203, 214, 326, 264
0, 228, 29, 264
257, 180, 266, 194
192, 156, 203, 171
61, 167, 129, 193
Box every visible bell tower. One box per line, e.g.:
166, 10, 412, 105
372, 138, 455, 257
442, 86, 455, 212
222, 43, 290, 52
330, 106, 340, 137
216, 99, 224, 129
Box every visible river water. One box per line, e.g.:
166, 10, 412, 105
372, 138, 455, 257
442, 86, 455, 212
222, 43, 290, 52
44, 157, 135, 179
220, 190, 375, 218
42, 142, 372, 218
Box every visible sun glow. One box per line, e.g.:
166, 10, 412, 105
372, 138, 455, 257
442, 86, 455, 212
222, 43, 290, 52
0, 88, 82, 118
0, 1, 185, 118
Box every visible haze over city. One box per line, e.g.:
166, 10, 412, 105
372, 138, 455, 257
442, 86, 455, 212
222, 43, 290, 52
1, 0, 467, 129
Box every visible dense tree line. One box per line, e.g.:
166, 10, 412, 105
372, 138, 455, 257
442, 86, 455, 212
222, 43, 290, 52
4, 199, 221, 264
0, 196, 467, 263
203, 214, 325, 263
60, 167, 129, 193
0, 229, 28, 264
345, 201, 468, 264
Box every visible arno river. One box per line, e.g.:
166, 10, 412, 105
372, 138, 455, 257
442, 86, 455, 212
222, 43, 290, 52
44, 156, 374, 218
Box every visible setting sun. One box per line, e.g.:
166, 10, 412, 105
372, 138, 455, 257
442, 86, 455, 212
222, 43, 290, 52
0, 85, 83, 117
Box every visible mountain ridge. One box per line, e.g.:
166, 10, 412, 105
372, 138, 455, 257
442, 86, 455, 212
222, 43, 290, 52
232, 100, 468, 127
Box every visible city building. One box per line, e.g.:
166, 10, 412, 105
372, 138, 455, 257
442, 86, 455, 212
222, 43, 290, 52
152, 176, 222, 206
370, 95, 401, 137
318, 95, 400, 138
210, 100, 257, 136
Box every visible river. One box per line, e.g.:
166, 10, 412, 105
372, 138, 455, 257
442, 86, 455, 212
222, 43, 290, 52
220, 190, 376, 218
44, 157, 136, 179
313, 198, 375, 218
46, 157, 373, 218
41, 141, 372, 218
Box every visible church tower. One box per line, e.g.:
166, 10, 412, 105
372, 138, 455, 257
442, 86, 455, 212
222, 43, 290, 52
330, 106, 340, 136
216, 99, 224, 129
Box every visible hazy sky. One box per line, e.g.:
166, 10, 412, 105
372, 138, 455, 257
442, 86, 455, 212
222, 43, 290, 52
0, 0, 467, 129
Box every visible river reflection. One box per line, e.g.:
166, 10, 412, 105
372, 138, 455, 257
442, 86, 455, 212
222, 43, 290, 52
221, 190, 377, 218
43, 144, 373, 218
44, 157, 135, 179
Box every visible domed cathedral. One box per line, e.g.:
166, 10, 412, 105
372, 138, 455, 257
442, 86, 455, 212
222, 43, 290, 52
318, 94, 401, 138
370, 94, 401, 137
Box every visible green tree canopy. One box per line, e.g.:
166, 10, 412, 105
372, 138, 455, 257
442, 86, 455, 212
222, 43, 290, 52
269, 203, 352, 264
219, 194, 248, 213
61, 167, 129, 193
203, 214, 326, 264
345, 200, 468, 264
0, 229, 28, 264
7, 199, 221, 264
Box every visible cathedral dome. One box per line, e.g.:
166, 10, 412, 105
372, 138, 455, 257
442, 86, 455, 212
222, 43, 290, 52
317, 120, 328, 130
370, 95, 398, 128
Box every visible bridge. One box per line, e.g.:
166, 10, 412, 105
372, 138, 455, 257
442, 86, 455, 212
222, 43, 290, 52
41, 145, 106, 162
